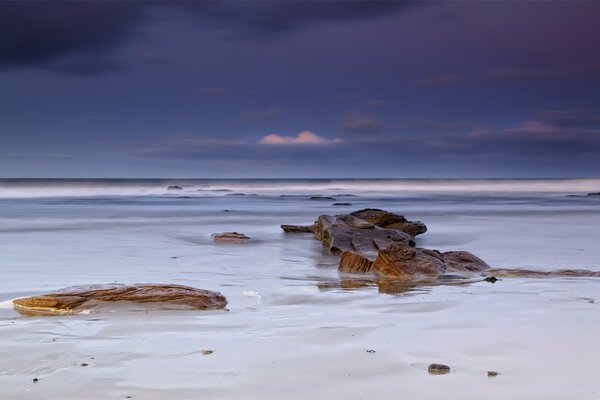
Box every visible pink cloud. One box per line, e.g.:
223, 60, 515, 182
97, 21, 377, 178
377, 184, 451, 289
259, 131, 343, 145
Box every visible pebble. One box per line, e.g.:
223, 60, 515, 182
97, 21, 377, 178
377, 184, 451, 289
484, 276, 498, 283
366, 349, 376, 353
487, 371, 499, 377
201, 350, 214, 355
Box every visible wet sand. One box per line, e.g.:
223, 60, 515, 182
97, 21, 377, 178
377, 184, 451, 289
0, 184, 599, 399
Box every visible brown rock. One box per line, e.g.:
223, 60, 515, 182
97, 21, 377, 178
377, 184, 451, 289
371, 243, 446, 280
443, 251, 491, 272
486, 268, 600, 278
212, 232, 250, 244
428, 364, 451, 375
13, 284, 228, 316
312, 214, 414, 255
339, 251, 374, 274
281, 224, 313, 233
349, 208, 427, 237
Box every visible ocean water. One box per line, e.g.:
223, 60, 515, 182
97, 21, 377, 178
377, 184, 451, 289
0, 179, 599, 399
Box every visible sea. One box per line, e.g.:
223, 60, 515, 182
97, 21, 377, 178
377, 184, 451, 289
0, 178, 599, 399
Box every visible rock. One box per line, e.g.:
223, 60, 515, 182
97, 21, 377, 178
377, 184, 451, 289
486, 268, 600, 278
13, 284, 227, 316
370, 244, 446, 280
212, 232, 250, 244
167, 185, 182, 190
201, 350, 214, 355
443, 251, 491, 272
310, 196, 337, 201
281, 224, 314, 233
349, 208, 427, 237
339, 251, 374, 274
428, 364, 451, 375
587, 192, 600, 196
33, 378, 39, 383
487, 371, 499, 377
484, 276, 498, 283
333, 202, 352, 206
312, 214, 414, 255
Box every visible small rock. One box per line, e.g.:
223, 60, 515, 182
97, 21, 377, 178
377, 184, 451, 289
487, 371, 499, 377
81, 363, 88, 367
333, 202, 352, 206
366, 349, 376, 353
484, 276, 498, 283
309, 196, 336, 201
201, 350, 214, 355
212, 232, 250, 244
33, 378, 39, 383
167, 185, 183, 190
428, 363, 451, 375
587, 192, 600, 196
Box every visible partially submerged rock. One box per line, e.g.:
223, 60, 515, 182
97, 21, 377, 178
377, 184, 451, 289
281, 224, 313, 233
339, 245, 489, 281
333, 202, 352, 206
428, 364, 451, 375
310, 196, 336, 201
13, 284, 227, 316
285, 208, 600, 287
486, 268, 600, 278
212, 232, 250, 244
281, 208, 427, 239
167, 185, 183, 190
443, 251, 491, 272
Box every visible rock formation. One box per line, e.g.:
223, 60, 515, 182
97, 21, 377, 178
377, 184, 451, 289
13, 284, 228, 316
284, 208, 600, 286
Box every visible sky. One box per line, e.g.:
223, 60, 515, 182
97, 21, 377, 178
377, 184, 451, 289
1, 0, 600, 178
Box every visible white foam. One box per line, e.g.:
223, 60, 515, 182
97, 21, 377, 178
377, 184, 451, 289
0, 178, 598, 198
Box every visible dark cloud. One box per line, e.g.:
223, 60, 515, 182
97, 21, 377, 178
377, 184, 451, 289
414, 64, 600, 87
339, 111, 385, 135
0, 1, 415, 73
412, 73, 467, 87
534, 108, 600, 128
240, 107, 281, 122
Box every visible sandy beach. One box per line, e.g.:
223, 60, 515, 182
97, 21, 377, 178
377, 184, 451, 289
0, 179, 599, 399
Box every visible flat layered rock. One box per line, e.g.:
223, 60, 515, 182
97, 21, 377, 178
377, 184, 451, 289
13, 284, 228, 316
486, 268, 600, 278
212, 232, 251, 244
312, 214, 414, 255
349, 209, 427, 237
281, 224, 313, 233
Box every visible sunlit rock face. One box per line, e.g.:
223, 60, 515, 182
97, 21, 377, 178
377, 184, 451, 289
13, 284, 228, 316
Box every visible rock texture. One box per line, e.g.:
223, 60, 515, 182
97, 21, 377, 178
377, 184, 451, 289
338, 245, 489, 280
349, 209, 427, 237
13, 284, 227, 316
212, 232, 250, 244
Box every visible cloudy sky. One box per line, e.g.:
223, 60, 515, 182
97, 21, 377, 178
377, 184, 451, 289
1, 1, 600, 178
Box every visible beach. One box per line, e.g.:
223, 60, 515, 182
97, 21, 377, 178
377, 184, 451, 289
1, 179, 599, 399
